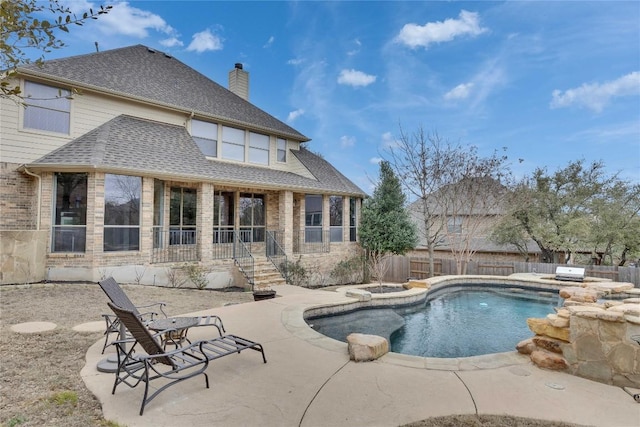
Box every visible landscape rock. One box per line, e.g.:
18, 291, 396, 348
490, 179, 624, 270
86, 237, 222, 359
532, 336, 565, 354
516, 338, 536, 354
347, 333, 389, 362
527, 318, 570, 342
530, 349, 568, 370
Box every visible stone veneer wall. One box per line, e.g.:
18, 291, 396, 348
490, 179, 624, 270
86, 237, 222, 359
518, 282, 640, 388
0, 230, 48, 284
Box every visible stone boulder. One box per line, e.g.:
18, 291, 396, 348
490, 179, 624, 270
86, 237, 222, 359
559, 287, 602, 303
347, 333, 389, 362
527, 318, 570, 342
530, 349, 568, 371
532, 336, 565, 354
516, 338, 536, 355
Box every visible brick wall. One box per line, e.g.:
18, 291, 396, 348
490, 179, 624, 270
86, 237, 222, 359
0, 163, 37, 230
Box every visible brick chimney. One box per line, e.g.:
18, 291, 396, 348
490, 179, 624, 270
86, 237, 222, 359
228, 63, 249, 101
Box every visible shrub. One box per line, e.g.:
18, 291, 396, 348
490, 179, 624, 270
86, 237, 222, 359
330, 256, 364, 285
280, 256, 308, 287
183, 263, 210, 290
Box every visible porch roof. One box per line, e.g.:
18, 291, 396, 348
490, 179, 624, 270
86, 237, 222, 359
28, 115, 366, 197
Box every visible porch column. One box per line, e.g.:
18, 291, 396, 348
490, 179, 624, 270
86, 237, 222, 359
342, 196, 350, 242
322, 194, 330, 243
199, 182, 214, 261
279, 190, 293, 255
139, 176, 154, 260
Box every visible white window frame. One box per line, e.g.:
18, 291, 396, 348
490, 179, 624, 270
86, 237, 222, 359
277, 138, 287, 162
23, 81, 71, 135
222, 126, 245, 161
191, 120, 218, 157
248, 132, 269, 165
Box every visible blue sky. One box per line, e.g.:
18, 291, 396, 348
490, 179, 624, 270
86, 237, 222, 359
42, 1, 640, 191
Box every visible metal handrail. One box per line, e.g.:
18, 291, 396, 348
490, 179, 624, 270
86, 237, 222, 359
266, 230, 288, 283
233, 231, 255, 290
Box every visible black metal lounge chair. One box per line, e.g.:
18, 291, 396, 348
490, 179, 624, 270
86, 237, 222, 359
98, 277, 225, 353
107, 302, 267, 415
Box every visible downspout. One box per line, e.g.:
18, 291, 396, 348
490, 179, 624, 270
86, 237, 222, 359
21, 166, 41, 230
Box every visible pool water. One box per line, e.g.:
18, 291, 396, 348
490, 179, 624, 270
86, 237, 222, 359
309, 288, 558, 358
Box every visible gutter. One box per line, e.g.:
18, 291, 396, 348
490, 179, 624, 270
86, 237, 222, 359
19, 165, 41, 230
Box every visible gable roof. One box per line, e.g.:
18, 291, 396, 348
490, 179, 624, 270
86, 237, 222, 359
29, 115, 365, 196
18, 44, 307, 141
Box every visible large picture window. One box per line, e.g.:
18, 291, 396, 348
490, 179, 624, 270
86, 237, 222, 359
23, 81, 71, 134
349, 198, 357, 242
239, 193, 265, 242
104, 174, 141, 251
170, 187, 197, 245
52, 173, 87, 252
330, 196, 343, 242
191, 120, 218, 157
305, 195, 322, 243
248, 132, 269, 165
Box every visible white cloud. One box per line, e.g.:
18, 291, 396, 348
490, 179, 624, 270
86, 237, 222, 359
396, 10, 488, 49
337, 69, 377, 87
444, 82, 474, 101
369, 157, 383, 164
94, 1, 176, 38
550, 71, 640, 112
287, 109, 305, 123
287, 58, 304, 66
187, 29, 224, 53
160, 37, 183, 48
264, 36, 275, 48
380, 131, 397, 148
340, 135, 356, 148
347, 38, 362, 56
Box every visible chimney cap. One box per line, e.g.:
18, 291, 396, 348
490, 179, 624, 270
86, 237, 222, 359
235, 62, 243, 70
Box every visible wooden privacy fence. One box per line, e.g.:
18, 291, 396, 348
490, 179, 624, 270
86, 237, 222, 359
384, 256, 640, 287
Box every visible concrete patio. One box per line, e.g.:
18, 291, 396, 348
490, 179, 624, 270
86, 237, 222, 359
81, 285, 640, 427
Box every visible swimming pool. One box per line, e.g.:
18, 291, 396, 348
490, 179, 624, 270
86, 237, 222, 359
308, 286, 559, 358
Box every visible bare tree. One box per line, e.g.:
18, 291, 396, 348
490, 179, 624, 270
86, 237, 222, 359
385, 126, 512, 275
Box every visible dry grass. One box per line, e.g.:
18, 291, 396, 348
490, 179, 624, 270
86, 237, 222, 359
0, 283, 582, 427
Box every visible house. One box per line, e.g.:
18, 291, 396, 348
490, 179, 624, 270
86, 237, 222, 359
0, 45, 366, 287
406, 177, 542, 265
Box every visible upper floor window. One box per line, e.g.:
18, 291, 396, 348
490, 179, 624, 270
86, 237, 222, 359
277, 138, 287, 162
249, 132, 269, 165
447, 216, 463, 234
191, 120, 218, 157
23, 81, 71, 134
104, 174, 141, 251
222, 126, 245, 162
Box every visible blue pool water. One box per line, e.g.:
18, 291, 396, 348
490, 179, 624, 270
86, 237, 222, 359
309, 288, 558, 358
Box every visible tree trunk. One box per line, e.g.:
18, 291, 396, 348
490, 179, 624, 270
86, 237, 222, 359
428, 244, 435, 278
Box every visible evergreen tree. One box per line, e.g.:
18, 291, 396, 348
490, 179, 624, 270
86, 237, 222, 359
360, 161, 417, 285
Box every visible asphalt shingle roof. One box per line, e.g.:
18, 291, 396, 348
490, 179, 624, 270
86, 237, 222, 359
19, 44, 307, 141
31, 115, 366, 196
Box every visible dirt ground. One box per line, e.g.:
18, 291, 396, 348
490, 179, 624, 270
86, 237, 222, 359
0, 283, 581, 427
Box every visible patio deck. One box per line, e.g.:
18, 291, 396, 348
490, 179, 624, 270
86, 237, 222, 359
81, 285, 640, 427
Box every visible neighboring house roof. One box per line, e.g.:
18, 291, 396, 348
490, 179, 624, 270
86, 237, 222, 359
29, 115, 366, 196
417, 236, 542, 255
18, 44, 307, 141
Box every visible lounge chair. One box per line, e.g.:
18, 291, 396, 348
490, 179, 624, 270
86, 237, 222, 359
107, 302, 267, 415
98, 277, 225, 353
